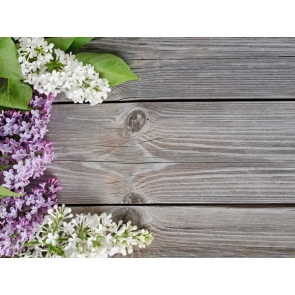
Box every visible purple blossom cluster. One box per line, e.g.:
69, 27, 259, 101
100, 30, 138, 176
0, 90, 61, 257
0, 91, 54, 192
0, 178, 61, 257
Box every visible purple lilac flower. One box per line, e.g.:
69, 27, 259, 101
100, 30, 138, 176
0, 91, 54, 192
0, 178, 61, 257
0, 90, 61, 257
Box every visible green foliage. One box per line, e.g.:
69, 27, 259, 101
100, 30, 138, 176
47, 244, 66, 257
0, 79, 32, 110
46, 37, 76, 52
76, 52, 140, 86
47, 37, 94, 53
0, 37, 138, 111
67, 37, 93, 53
0, 186, 24, 198
0, 37, 24, 80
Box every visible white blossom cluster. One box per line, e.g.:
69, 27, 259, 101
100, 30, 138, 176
17, 204, 153, 258
16, 37, 111, 106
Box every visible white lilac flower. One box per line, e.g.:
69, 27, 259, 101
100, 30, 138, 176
62, 221, 75, 235
16, 37, 111, 106
17, 205, 153, 258
45, 233, 59, 246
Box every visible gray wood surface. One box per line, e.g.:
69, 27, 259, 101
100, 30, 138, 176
44, 38, 295, 257
54, 38, 295, 102
39, 161, 295, 204
71, 206, 295, 257
42, 101, 295, 204
75, 38, 295, 59
49, 102, 295, 163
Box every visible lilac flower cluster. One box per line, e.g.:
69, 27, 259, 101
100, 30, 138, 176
0, 90, 61, 257
0, 91, 54, 192
0, 178, 61, 257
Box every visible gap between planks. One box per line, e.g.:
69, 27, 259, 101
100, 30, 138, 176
38, 101, 295, 204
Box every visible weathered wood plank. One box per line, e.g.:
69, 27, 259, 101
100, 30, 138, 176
77, 38, 295, 60
71, 206, 295, 257
54, 38, 295, 102
48, 102, 295, 163
38, 161, 295, 204
41, 102, 295, 204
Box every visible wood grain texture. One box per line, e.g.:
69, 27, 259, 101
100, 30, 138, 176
54, 38, 295, 102
37, 161, 295, 204
48, 102, 295, 163
40, 38, 295, 257
71, 206, 295, 257
40, 101, 295, 204
75, 38, 295, 60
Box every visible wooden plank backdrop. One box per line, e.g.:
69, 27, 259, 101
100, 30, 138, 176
44, 38, 295, 257
71, 206, 295, 258
54, 38, 295, 102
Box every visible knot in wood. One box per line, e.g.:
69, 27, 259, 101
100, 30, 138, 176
125, 110, 146, 133
107, 207, 152, 228
123, 192, 145, 204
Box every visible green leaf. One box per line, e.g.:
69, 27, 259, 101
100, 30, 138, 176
0, 186, 24, 198
46, 37, 76, 51
0, 37, 24, 80
0, 79, 32, 110
76, 52, 140, 87
67, 37, 93, 53
47, 244, 65, 257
